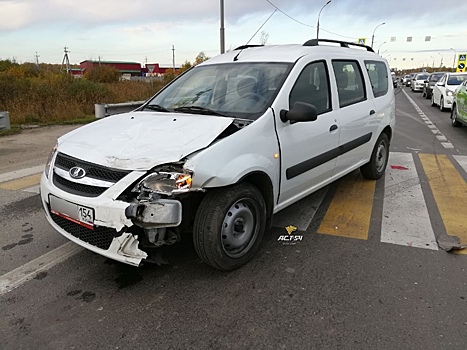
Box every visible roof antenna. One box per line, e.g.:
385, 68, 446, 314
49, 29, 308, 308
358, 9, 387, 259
233, 9, 277, 61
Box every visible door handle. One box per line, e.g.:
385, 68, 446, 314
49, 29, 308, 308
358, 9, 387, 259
369, 110, 376, 115
329, 124, 338, 132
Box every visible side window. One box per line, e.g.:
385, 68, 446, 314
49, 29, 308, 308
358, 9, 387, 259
332, 60, 366, 108
289, 61, 331, 115
365, 60, 388, 98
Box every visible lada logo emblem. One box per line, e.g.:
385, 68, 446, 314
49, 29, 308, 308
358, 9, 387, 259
69, 166, 86, 179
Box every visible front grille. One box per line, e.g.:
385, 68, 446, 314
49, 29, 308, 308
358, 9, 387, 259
53, 153, 131, 197
50, 210, 118, 250
53, 173, 107, 197
55, 153, 130, 182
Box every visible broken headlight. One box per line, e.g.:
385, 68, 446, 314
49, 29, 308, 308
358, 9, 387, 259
135, 171, 193, 196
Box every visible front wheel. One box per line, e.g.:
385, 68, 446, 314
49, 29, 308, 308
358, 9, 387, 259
452, 107, 462, 127
440, 97, 446, 111
431, 94, 436, 107
193, 183, 267, 271
360, 133, 390, 180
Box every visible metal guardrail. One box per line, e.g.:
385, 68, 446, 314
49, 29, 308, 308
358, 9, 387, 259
0, 111, 11, 130
94, 101, 145, 119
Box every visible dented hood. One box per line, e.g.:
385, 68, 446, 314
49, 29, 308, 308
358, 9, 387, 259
58, 111, 234, 170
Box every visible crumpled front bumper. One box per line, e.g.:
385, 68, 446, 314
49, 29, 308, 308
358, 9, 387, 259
40, 171, 182, 266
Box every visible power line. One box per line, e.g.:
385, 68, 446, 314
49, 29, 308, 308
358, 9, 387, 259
264, 0, 356, 40
265, 0, 312, 28
246, 9, 277, 45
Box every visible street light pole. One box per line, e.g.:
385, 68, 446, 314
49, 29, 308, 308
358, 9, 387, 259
316, 0, 331, 39
220, 0, 225, 54
371, 22, 386, 48
438, 53, 443, 68
430, 56, 434, 68
450, 48, 456, 70
377, 41, 386, 54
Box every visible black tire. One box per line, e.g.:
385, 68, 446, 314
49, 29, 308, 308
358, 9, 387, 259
452, 106, 462, 127
193, 183, 267, 271
360, 133, 390, 180
439, 97, 445, 111
431, 93, 436, 107
422, 89, 426, 98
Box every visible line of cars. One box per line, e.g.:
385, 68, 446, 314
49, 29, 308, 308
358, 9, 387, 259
402, 71, 467, 128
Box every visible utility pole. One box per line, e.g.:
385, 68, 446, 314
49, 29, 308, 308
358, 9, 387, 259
61, 47, 70, 74
172, 45, 175, 71
220, 0, 225, 54
34, 51, 40, 69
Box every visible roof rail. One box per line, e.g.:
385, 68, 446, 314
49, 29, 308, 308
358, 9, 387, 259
234, 44, 264, 51
303, 39, 374, 52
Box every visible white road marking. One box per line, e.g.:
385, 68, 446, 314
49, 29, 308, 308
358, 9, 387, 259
23, 184, 40, 194
453, 155, 467, 174
0, 165, 44, 183
0, 242, 83, 295
402, 90, 456, 152
382, 152, 438, 250
273, 187, 329, 231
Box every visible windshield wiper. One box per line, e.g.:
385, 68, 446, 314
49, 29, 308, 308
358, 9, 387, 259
173, 106, 229, 117
143, 104, 170, 112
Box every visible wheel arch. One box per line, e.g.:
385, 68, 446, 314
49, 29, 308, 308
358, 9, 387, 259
238, 171, 275, 229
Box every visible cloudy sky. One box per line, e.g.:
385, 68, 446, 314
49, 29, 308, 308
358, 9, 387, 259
1, 0, 467, 69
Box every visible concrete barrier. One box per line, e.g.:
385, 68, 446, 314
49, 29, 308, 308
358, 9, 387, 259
94, 101, 145, 119
0, 111, 11, 130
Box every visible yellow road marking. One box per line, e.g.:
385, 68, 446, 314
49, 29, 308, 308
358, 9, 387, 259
0, 173, 42, 190
318, 171, 376, 240
419, 154, 467, 245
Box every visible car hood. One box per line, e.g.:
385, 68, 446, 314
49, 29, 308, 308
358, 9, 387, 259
58, 111, 234, 170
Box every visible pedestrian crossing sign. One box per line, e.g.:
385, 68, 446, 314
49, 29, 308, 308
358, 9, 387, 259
358, 38, 366, 45
456, 53, 467, 72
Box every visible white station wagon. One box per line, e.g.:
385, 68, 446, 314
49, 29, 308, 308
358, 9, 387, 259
41, 39, 395, 270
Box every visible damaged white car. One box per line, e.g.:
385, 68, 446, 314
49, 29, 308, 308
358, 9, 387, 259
40, 39, 395, 270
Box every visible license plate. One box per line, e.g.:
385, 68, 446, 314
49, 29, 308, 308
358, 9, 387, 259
49, 195, 94, 230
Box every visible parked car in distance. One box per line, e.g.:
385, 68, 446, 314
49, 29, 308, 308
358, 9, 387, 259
402, 75, 411, 86
451, 79, 467, 127
423, 72, 449, 99
432, 72, 467, 111
411, 73, 429, 92
391, 72, 397, 87
39, 38, 395, 271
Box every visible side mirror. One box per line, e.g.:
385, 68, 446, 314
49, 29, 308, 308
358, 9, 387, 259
280, 102, 318, 123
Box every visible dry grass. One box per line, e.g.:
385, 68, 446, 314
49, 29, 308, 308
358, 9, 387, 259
0, 68, 166, 124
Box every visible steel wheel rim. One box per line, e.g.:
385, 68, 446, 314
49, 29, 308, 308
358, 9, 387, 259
375, 140, 388, 173
221, 198, 259, 258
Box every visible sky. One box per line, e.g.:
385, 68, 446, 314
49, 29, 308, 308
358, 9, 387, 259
1, 0, 467, 70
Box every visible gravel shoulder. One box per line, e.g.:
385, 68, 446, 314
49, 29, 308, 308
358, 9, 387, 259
0, 125, 82, 174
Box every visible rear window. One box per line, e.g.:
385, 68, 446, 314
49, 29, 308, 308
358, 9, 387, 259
365, 60, 388, 98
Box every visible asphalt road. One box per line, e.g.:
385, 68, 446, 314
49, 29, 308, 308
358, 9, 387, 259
1, 89, 467, 350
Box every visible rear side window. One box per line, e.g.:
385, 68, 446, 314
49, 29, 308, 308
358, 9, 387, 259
289, 61, 331, 115
365, 61, 388, 98
332, 60, 366, 107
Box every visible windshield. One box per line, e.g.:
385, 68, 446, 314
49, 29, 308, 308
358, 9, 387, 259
447, 74, 467, 85
146, 62, 292, 120
417, 74, 429, 80
430, 73, 444, 82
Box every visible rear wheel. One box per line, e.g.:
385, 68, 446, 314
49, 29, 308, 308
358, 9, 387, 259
452, 107, 462, 127
193, 183, 266, 271
360, 133, 390, 180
